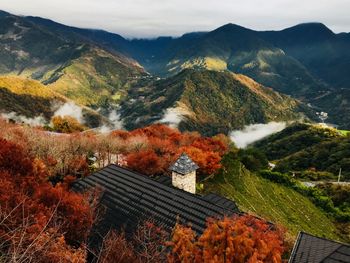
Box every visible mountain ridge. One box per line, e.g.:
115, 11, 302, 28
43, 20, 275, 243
1, 9, 349, 131
120, 69, 314, 135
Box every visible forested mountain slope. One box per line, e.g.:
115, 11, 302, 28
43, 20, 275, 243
120, 70, 314, 135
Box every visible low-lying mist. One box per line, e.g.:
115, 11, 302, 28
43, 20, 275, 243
98, 110, 124, 133
54, 102, 84, 123
229, 122, 286, 148
159, 107, 183, 128
1, 112, 46, 126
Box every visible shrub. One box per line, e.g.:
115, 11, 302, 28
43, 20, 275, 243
238, 148, 268, 172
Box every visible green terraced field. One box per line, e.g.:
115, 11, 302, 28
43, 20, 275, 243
204, 159, 343, 241
339, 130, 350, 136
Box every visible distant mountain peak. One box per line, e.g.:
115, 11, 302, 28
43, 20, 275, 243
282, 22, 335, 38
214, 23, 253, 33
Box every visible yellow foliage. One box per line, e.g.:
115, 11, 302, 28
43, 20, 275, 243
0, 76, 60, 98
51, 115, 86, 133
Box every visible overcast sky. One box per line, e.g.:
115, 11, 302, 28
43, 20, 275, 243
1, 0, 349, 38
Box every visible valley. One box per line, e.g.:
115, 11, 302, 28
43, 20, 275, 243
0, 10, 349, 133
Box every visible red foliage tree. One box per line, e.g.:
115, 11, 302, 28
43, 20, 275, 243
0, 138, 94, 261
126, 149, 166, 175
120, 124, 229, 176
178, 146, 222, 175
0, 138, 33, 176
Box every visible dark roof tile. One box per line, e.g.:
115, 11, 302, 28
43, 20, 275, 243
72, 164, 239, 238
289, 232, 350, 263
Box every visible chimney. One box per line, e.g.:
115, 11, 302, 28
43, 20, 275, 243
169, 153, 199, 194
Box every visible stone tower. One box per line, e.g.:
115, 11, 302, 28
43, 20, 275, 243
169, 153, 199, 194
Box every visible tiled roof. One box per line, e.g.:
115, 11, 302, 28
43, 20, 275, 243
72, 164, 239, 237
289, 232, 350, 263
169, 153, 199, 175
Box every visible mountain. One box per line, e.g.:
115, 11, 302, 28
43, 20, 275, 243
260, 23, 350, 90
1, 10, 350, 131
128, 24, 326, 98
0, 11, 145, 108
120, 69, 314, 135
125, 23, 350, 129
127, 23, 350, 94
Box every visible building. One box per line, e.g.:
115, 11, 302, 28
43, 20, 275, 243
72, 153, 239, 240
289, 232, 350, 263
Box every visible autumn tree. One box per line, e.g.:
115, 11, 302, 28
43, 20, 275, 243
1, 118, 229, 180
167, 224, 199, 263
51, 115, 86, 133
96, 220, 168, 263
0, 138, 95, 262
167, 215, 285, 263
120, 124, 229, 176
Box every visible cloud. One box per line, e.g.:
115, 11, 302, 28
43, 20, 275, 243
1, 0, 349, 38
159, 107, 183, 128
229, 122, 286, 148
54, 102, 84, 123
1, 112, 46, 126
97, 110, 124, 133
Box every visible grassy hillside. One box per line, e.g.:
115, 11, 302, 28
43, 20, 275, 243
204, 155, 344, 241
0, 76, 62, 98
121, 69, 314, 135
0, 76, 105, 127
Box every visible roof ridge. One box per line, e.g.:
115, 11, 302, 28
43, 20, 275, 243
299, 231, 350, 247
108, 165, 201, 198
288, 232, 303, 263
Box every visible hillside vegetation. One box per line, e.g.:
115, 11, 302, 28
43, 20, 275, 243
254, 123, 341, 160
121, 69, 313, 135
204, 153, 344, 241
45, 47, 144, 106
0, 76, 105, 126
255, 123, 350, 180
0, 12, 144, 109
0, 76, 64, 118
312, 89, 350, 130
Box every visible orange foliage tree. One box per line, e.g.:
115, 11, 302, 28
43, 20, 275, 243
116, 124, 229, 176
167, 215, 285, 263
0, 138, 95, 262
